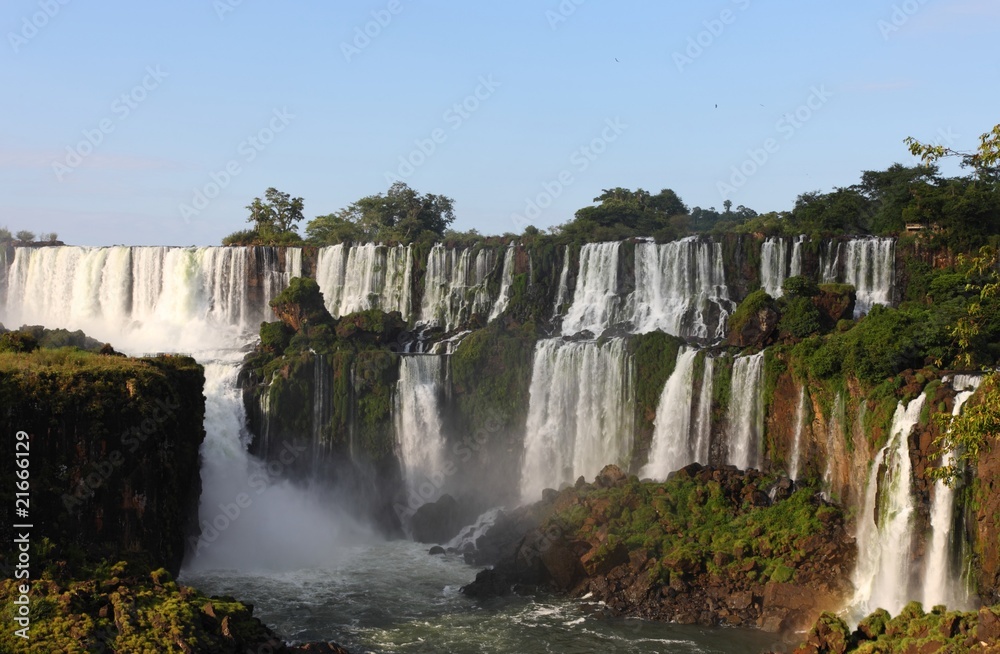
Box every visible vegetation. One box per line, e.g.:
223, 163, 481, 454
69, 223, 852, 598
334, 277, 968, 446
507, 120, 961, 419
223, 187, 305, 245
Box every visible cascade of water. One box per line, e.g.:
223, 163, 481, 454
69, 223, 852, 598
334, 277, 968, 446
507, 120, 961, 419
726, 352, 765, 470
789, 235, 806, 279
520, 338, 633, 502
851, 394, 926, 618
788, 386, 807, 480
822, 393, 845, 497
760, 237, 788, 297
394, 355, 448, 500
843, 237, 895, 317
419, 245, 498, 330
315, 244, 413, 320
820, 240, 841, 284
488, 246, 515, 321
286, 247, 303, 279
692, 353, 714, 465
552, 246, 571, 318
922, 375, 983, 609
641, 348, 699, 479
561, 242, 621, 336
628, 238, 734, 341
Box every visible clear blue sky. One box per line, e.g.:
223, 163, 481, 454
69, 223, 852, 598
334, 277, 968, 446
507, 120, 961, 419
2, 0, 997, 246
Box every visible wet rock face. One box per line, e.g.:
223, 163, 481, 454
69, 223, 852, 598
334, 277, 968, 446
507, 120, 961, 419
461, 464, 855, 634
976, 445, 1000, 604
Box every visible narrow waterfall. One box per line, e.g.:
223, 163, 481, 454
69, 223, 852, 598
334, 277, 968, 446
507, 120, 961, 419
760, 237, 788, 297
394, 355, 448, 500
641, 348, 699, 479
628, 238, 734, 341
788, 386, 807, 480
922, 375, 983, 609
851, 394, 926, 618
726, 352, 765, 470
823, 393, 845, 497
419, 245, 497, 330
312, 354, 334, 463
789, 235, 806, 278
820, 240, 841, 284
315, 243, 413, 320
692, 353, 715, 465
552, 245, 571, 318
520, 338, 633, 502
488, 246, 515, 321
843, 237, 895, 317
561, 242, 621, 336
286, 247, 303, 279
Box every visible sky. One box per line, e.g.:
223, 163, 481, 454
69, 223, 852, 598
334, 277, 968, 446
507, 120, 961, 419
1, 0, 998, 247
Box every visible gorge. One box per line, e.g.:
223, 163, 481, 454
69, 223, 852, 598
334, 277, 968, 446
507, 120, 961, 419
2, 232, 998, 653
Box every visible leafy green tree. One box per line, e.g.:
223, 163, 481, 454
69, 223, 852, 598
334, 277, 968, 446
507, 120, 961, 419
15, 230, 35, 242
856, 164, 938, 234
561, 187, 690, 241
305, 182, 455, 245
906, 123, 1000, 181
246, 188, 305, 240
790, 188, 871, 234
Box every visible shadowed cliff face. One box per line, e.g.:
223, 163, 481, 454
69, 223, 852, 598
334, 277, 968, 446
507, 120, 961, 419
0, 350, 205, 576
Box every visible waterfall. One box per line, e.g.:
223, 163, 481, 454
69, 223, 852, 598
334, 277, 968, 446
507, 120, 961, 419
419, 245, 498, 330
789, 235, 806, 279
315, 243, 413, 320
561, 242, 621, 336
851, 394, 926, 617
820, 241, 841, 284
822, 393, 845, 497
520, 338, 633, 502
726, 352, 765, 470
552, 246, 571, 318
488, 245, 515, 321
760, 237, 788, 297
641, 348, 699, 479
628, 238, 734, 341
286, 247, 303, 279
788, 386, 807, 480
922, 375, 983, 609
394, 355, 448, 500
843, 237, 895, 317
692, 353, 714, 465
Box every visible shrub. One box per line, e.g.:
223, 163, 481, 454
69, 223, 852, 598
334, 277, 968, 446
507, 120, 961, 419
782, 275, 820, 298
779, 296, 822, 339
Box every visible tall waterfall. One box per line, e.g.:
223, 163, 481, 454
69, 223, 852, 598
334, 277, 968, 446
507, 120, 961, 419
488, 246, 515, 321
922, 375, 982, 609
641, 348, 699, 479
561, 238, 733, 341
851, 394, 926, 617
394, 355, 448, 500
843, 237, 895, 317
789, 235, 806, 279
520, 338, 634, 502
820, 241, 841, 284
693, 353, 714, 466
552, 246, 571, 318
419, 245, 498, 330
726, 352, 765, 470
561, 242, 621, 336
788, 386, 807, 481
315, 244, 413, 320
760, 237, 788, 298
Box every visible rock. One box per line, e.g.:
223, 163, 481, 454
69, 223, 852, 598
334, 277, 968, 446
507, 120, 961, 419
539, 539, 585, 591
428, 546, 445, 555
410, 494, 463, 544
595, 464, 627, 488
978, 606, 1000, 642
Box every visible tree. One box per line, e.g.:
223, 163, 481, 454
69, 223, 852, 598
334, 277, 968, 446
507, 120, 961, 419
246, 188, 305, 239
906, 123, 1000, 181
0, 227, 11, 241
561, 187, 689, 241
15, 230, 35, 243
305, 182, 455, 245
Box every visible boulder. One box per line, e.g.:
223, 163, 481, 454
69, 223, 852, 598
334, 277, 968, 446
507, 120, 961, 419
410, 494, 463, 544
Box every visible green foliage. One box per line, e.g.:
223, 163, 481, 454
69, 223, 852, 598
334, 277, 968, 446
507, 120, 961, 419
306, 181, 455, 245
628, 332, 683, 457
259, 320, 293, 354
782, 275, 820, 298
932, 374, 1000, 485
15, 229, 35, 242
0, 226, 11, 241
221, 228, 260, 246
558, 187, 691, 242
779, 296, 822, 339
245, 187, 305, 242
729, 289, 776, 336
0, 329, 38, 353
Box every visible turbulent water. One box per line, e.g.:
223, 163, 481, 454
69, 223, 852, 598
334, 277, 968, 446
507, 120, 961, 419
760, 237, 788, 298
641, 348, 699, 479
726, 352, 765, 470
316, 243, 413, 320
181, 540, 784, 653
395, 355, 449, 502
